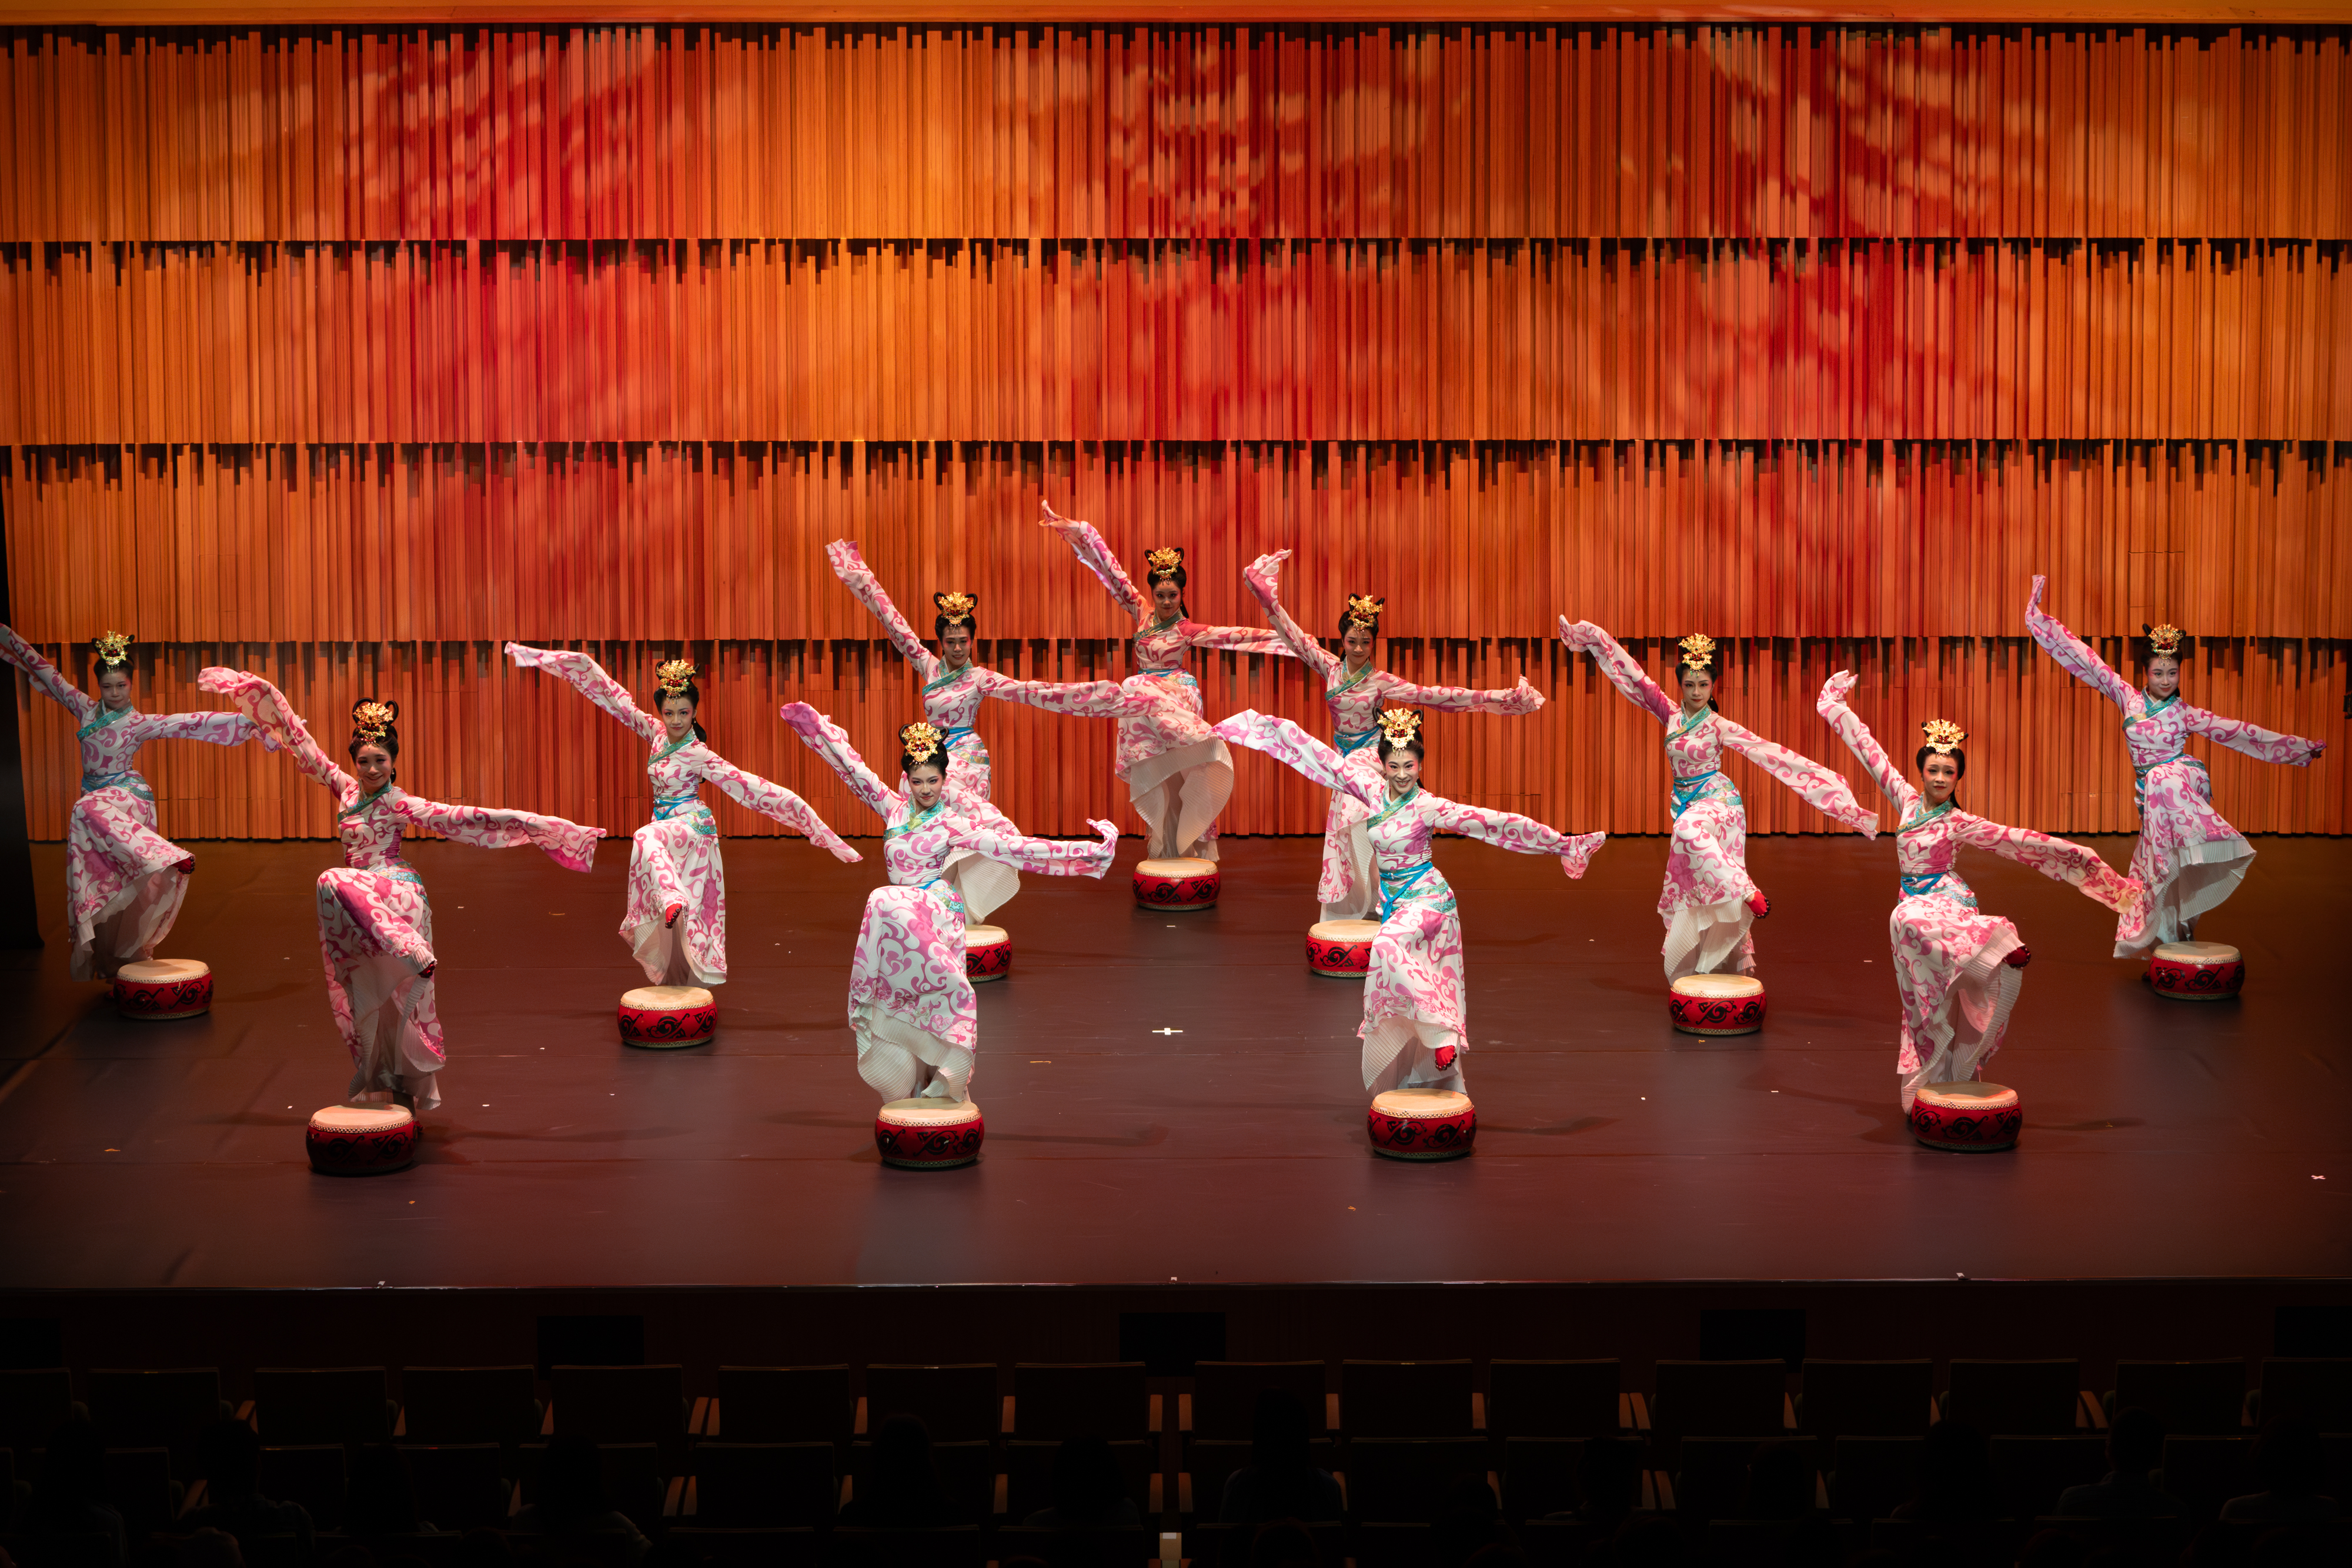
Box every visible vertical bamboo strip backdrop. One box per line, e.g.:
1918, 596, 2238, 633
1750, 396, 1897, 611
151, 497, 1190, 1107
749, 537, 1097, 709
2, 24, 2346, 844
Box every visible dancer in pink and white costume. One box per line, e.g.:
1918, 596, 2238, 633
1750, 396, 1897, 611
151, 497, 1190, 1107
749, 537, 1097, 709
1815, 674, 2142, 1110
828, 540, 1144, 813
1242, 551, 1544, 922
199, 673, 604, 1111
2024, 577, 2323, 956
1041, 504, 1297, 860
1560, 620, 1879, 980
504, 646, 860, 987
0, 627, 265, 979
781, 706, 1119, 1102
1216, 707, 1605, 1094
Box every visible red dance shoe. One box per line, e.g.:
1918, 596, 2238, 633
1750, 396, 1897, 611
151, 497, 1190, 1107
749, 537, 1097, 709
664, 902, 684, 928
1745, 890, 1770, 920
2004, 946, 2032, 969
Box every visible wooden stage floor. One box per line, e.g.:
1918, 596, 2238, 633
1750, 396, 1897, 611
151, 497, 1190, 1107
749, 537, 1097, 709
1, 834, 2346, 1293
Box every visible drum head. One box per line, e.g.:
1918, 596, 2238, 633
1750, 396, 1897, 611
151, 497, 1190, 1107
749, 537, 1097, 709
1137, 858, 1217, 878
118, 958, 209, 983
1369, 1088, 1474, 1119
1914, 1080, 2019, 1111
964, 925, 1010, 946
311, 1102, 414, 1134
1309, 920, 1381, 942
1672, 973, 1764, 999
877, 1097, 981, 1126
621, 985, 714, 1010
2153, 940, 2241, 964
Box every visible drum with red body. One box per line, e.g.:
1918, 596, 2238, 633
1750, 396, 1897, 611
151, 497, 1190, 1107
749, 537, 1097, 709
113, 959, 213, 1020
874, 1098, 985, 1169
1133, 857, 1220, 911
1907, 1081, 2022, 1152
619, 985, 717, 1048
306, 1102, 418, 1175
964, 925, 1012, 982
1307, 920, 1378, 977
2149, 941, 2244, 1001
1668, 972, 1766, 1036
1367, 1088, 1476, 1161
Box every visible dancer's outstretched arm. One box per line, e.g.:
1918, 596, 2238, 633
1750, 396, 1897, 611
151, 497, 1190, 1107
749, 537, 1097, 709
1949, 814, 2141, 917
777, 703, 901, 822
958, 820, 1121, 879
199, 668, 358, 801
1212, 711, 1382, 807
1711, 718, 1880, 837
1559, 618, 1676, 726
0, 624, 94, 720
1040, 504, 1148, 624
135, 710, 265, 748
2024, 577, 2137, 710
1815, 671, 1916, 811
698, 755, 863, 863
505, 644, 663, 745
2180, 707, 2324, 768
1242, 551, 1345, 684
388, 793, 605, 873
1424, 797, 1605, 879
828, 541, 941, 680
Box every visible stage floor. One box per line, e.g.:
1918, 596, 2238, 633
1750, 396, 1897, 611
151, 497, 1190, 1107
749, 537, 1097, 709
1, 834, 2346, 1292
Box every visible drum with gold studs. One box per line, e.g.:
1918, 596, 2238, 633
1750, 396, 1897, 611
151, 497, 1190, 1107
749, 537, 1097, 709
1134, 857, 1219, 911
1668, 972, 1766, 1035
306, 1102, 418, 1175
619, 985, 717, 1048
2149, 941, 2244, 1001
874, 1098, 985, 1169
1367, 1088, 1476, 1161
1907, 1081, 2022, 1152
964, 925, 1012, 982
113, 959, 213, 1020
1307, 920, 1379, 976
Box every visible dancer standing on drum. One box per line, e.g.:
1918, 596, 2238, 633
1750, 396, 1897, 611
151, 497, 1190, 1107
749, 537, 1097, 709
779, 704, 1118, 1104
1559, 620, 1879, 980
828, 540, 1143, 811
2024, 577, 2323, 957
1815, 673, 2141, 1111
0, 627, 265, 981
1215, 707, 1604, 1095
1041, 503, 1297, 863
198, 670, 604, 1111
1242, 551, 1544, 923
503, 646, 860, 989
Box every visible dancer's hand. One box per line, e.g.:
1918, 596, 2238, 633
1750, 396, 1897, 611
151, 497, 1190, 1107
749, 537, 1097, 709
1243, 549, 1291, 596
1502, 675, 1544, 714
1556, 616, 1600, 651
1819, 670, 1859, 706
777, 702, 826, 737
1039, 499, 1073, 527
2028, 574, 2047, 612
827, 539, 864, 573
1088, 818, 1120, 847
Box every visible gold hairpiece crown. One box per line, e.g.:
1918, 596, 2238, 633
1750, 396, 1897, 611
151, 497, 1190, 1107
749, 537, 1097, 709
1920, 718, 1968, 754
1375, 707, 1422, 744
352, 700, 398, 741
2145, 623, 2185, 657
1345, 593, 1387, 630
1144, 546, 1184, 576
1679, 633, 1717, 670
900, 720, 946, 763
655, 658, 699, 694
935, 591, 976, 626
92, 631, 132, 667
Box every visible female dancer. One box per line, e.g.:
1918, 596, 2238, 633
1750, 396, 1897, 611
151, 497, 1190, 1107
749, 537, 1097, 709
828, 540, 1143, 810
780, 705, 1118, 1103
504, 646, 860, 988
198, 671, 604, 1111
2024, 577, 2323, 956
1243, 550, 1544, 922
1215, 707, 1605, 1094
1041, 503, 1296, 860
1559, 620, 1879, 980
1815, 673, 2141, 1109
0, 627, 264, 979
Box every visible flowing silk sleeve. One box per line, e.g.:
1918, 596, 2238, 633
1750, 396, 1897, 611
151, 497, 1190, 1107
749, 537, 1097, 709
1385, 676, 1545, 717
1182, 621, 1299, 658
1559, 618, 1676, 726
135, 711, 265, 748
952, 818, 1120, 878
1950, 812, 2141, 915
970, 667, 1142, 718
198, 667, 359, 804
1047, 519, 1148, 623
1712, 717, 1881, 837
1422, 794, 1606, 878
0, 624, 93, 721
504, 643, 663, 745
2181, 706, 2323, 767
828, 540, 941, 680
388, 794, 604, 873
777, 703, 901, 821
1816, 672, 1918, 813
2024, 577, 2136, 711
1242, 560, 1346, 685
696, 752, 864, 862
1212, 710, 1382, 808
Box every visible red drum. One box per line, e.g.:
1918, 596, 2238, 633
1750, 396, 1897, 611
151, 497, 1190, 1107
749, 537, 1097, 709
619, 985, 717, 1048
1367, 1088, 1476, 1161
2149, 941, 2244, 1001
874, 1098, 985, 1169
306, 1103, 418, 1175
113, 959, 212, 1020
1668, 973, 1766, 1036
1908, 1081, 2022, 1152
1134, 857, 1220, 911
1307, 920, 1379, 977
965, 924, 1012, 983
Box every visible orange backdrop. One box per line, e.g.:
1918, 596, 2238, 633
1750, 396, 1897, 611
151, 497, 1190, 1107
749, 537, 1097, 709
2, 22, 2345, 841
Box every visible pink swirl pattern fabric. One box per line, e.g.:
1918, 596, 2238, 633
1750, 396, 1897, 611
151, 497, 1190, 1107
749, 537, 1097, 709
1244, 555, 1544, 921
1048, 517, 1298, 860
783, 701, 1117, 1103
1818, 672, 2142, 1110
1217, 710, 1602, 1093
2024, 579, 2321, 956
505, 645, 857, 986
1, 623, 262, 979
1563, 618, 1880, 981
202, 667, 603, 1111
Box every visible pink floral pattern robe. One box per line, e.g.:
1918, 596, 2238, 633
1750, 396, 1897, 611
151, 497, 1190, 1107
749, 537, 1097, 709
1048, 519, 1297, 860
1217, 711, 1604, 1094
1563, 620, 1880, 980
2024, 579, 2321, 956
1816, 672, 2142, 1110
505, 645, 859, 987
1245, 563, 1544, 922
200, 668, 603, 1111
1, 624, 263, 979
781, 702, 1118, 1104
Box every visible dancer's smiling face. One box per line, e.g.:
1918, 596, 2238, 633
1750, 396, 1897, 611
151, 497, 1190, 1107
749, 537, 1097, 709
906, 760, 947, 812
353, 741, 395, 794
1342, 623, 1375, 670
940, 623, 973, 670
1150, 577, 1182, 620
1382, 745, 1422, 797
96, 666, 132, 711
2146, 654, 2180, 700
659, 693, 697, 743
1920, 752, 1960, 805
1679, 666, 1714, 715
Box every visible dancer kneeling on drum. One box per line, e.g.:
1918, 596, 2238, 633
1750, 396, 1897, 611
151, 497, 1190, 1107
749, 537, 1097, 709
1216, 707, 1605, 1094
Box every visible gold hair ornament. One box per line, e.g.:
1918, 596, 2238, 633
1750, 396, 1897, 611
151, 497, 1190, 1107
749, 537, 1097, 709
352, 700, 398, 742
1345, 593, 1387, 630
1919, 718, 1968, 754
1145, 546, 1184, 576
900, 720, 947, 763
1679, 633, 1717, 671
93, 631, 133, 667
1375, 708, 1423, 744
935, 591, 977, 626
2145, 623, 2185, 657
655, 658, 699, 694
